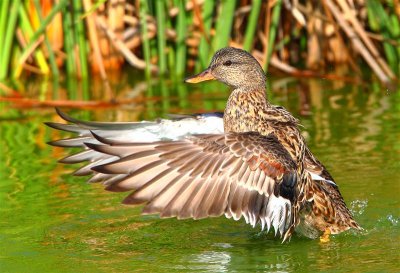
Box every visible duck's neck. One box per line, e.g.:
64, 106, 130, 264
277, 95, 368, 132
223, 87, 270, 133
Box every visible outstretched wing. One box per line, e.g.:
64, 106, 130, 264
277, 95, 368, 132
45, 107, 223, 143
46, 110, 300, 238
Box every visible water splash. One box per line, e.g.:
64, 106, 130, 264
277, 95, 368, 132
378, 214, 399, 226
350, 199, 368, 216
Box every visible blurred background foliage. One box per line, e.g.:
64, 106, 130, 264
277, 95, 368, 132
0, 0, 399, 93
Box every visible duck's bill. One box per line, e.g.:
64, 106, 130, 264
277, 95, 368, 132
184, 68, 215, 83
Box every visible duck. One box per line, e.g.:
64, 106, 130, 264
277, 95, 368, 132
46, 47, 361, 242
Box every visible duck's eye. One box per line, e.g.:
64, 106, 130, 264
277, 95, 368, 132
223, 60, 232, 66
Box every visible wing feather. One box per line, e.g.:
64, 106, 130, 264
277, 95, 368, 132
178, 176, 210, 219
47, 112, 300, 238
122, 168, 180, 204
208, 178, 230, 216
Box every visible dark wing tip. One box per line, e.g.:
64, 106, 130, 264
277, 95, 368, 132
55, 107, 86, 125
55, 107, 70, 121
104, 184, 130, 193
121, 196, 134, 204
84, 142, 103, 152
90, 131, 115, 145
72, 168, 92, 177
47, 140, 60, 146
84, 142, 117, 156
58, 157, 76, 164
44, 121, 57, 128
44, 122, 70, 132
47, 139, 70, 147
91, 164, 116, 175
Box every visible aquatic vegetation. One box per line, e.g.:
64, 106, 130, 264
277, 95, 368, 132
0, 0, 398, 86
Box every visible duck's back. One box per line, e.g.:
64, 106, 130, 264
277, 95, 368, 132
224, 89, 304, 163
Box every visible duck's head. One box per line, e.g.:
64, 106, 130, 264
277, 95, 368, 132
185, 47, 266, 90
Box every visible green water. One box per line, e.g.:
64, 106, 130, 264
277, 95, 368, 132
1, 76, 399, 272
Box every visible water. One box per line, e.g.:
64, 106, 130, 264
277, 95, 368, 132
1, 76, 399, 272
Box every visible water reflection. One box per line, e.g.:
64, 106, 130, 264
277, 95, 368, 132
1, 75, 399, 272
188, 251, 231, 272
184, 241, 295, 273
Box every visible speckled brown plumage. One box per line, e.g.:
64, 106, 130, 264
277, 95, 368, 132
46, 47, 361, 242
211, 47, 360, 238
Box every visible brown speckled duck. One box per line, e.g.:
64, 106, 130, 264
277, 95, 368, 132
46, 47, 360, 242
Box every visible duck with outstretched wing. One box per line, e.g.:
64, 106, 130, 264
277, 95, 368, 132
46, 47, 361, 242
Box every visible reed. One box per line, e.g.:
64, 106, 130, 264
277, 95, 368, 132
366, 0, 399, 75
33, 0, 59, 77
140, 0, 151, 78
164, 3, 175, 72
0, 0, 20, 80
155, 0, 167, 74
174, 0, 186, 76
0, 0, 397, 85
73, 0, 89, 79
264, 0, 282, 71
62, 2, 76, 76
243, 0, 261, 51
195, 0, 214, 71
212, 0, 236, 52
15, 4, 49, 77
0, 0, 10, 64
16, 0, 67, 77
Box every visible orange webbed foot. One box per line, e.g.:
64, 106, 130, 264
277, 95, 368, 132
319, 229, 331, 243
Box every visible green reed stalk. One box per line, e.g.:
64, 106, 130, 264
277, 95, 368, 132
150, 38, 157, 66
213, 0, 236, 50
155, 0, 167, 74
376, 2, 398, 74
164, 4, 175, 71
66, 73, 77, 100
175, 0, 186, 76
16, 4, 49, 77
0, 0, 10, 59
159, 78, 170, 113
264, 0, 282, 71
0, 0, 20, 80
140, 0, 151, 78
168, 44, 175, 72
34, 0, 59, 77
243, 0, 261, 51
62, 3, 76, 76
73, 0, 88, 78
196, 0, 214, 71
366, 1, 398, 74
391, 14, 400, 74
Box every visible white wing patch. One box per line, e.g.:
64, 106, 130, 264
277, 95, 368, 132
225, 193, 291, 237
126, 117, 224, 142
264, 195, 291, 236
308, 171, 336, 186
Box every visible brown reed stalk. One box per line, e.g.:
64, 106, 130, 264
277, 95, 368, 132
336, 0, 395, 79
324, 0, 391, 84
1, 0, 396, 84
83, 0, 107, 80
